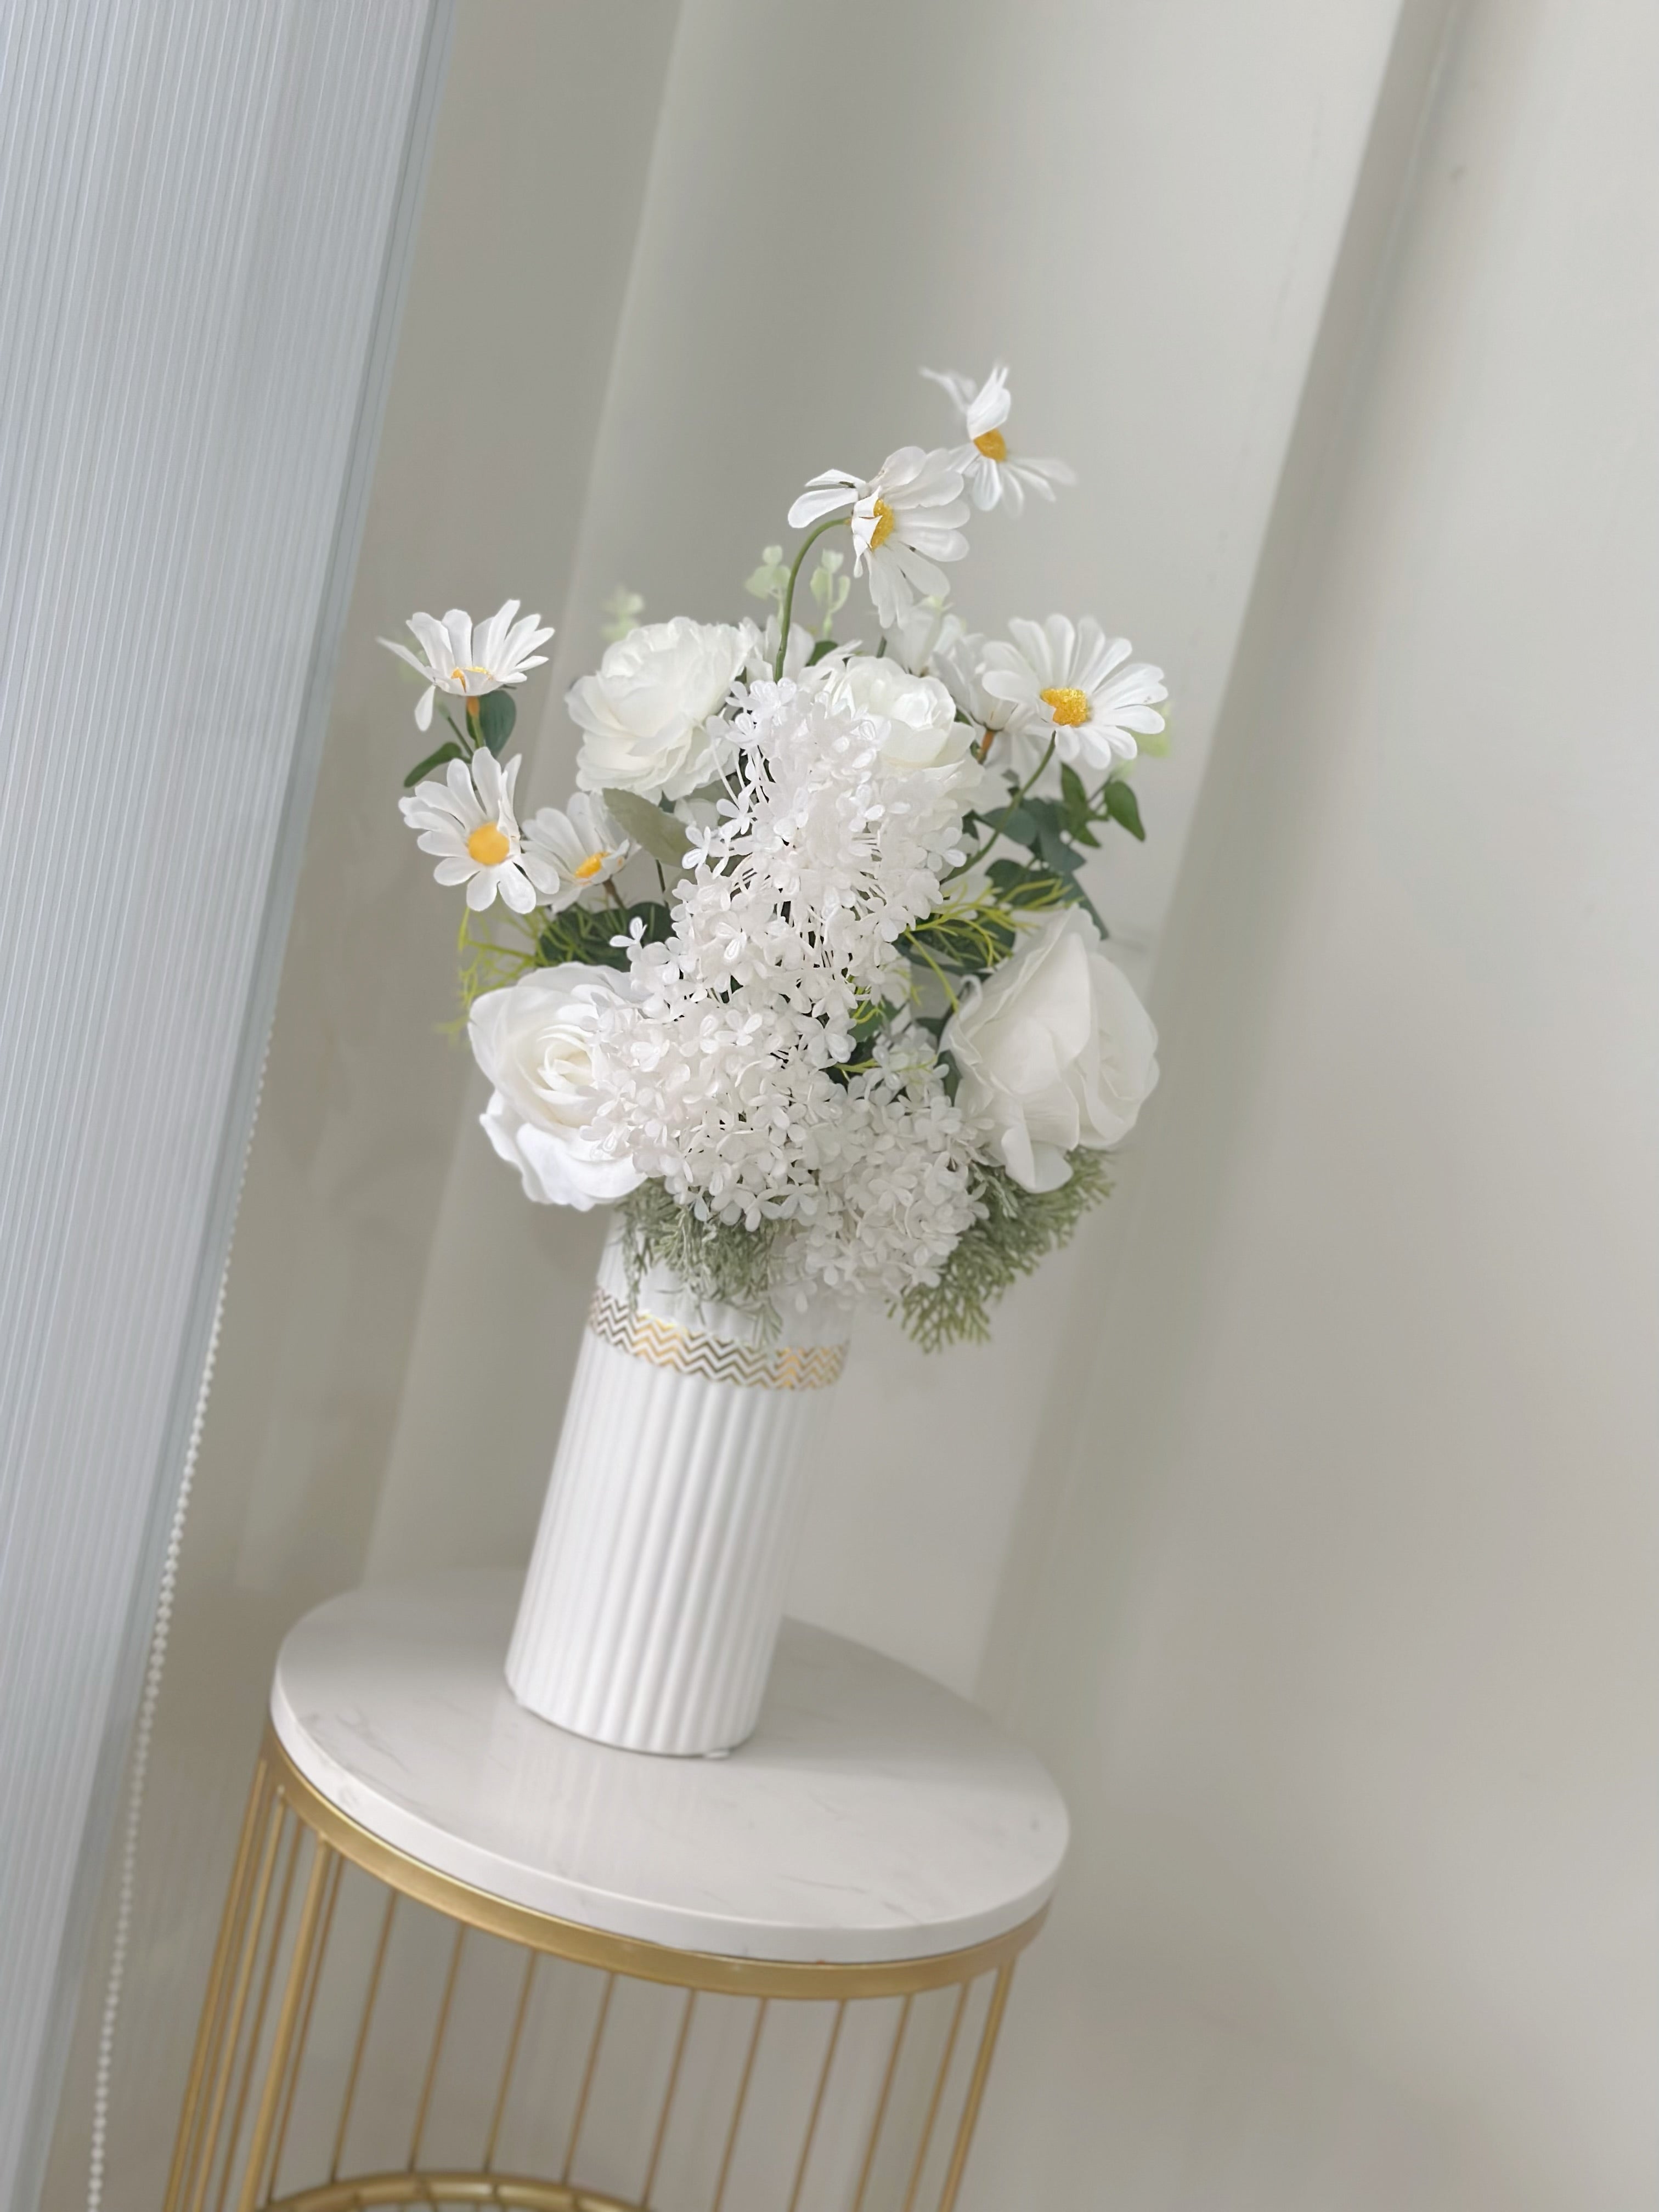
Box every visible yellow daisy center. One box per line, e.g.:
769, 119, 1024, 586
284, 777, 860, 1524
466, 822, 511, 866
973, 427, 1008, 462
573, 850, 610, 880
450, 664, 492, 690
868, 497, 896, 550
1040, 685, 1091, 726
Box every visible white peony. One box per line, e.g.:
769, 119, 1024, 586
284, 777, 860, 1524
822, 654, 950, 749
821, 654, 992, 803
569, 617, 747, 801
469, 966, 642, 1209
942, 909, 1158, 1193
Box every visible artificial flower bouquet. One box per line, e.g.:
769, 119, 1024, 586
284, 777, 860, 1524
388, 364, 1165, 1349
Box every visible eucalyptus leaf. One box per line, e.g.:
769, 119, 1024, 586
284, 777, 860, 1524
603, 787, 691, 869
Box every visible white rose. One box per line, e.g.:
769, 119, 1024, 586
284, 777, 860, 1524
569, 617, 747, 801
943, 909, 1158, 1192
469, 965, 642, 1209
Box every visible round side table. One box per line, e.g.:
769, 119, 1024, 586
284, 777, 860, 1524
163, 1569, 1066, 2212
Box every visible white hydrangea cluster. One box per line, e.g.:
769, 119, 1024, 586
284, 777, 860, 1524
586, 678, 981, 1297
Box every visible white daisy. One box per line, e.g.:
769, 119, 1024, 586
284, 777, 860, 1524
523, 792, 631, 913
979, 617, 1167, 777
787, 446, 968, 629
932, 620, 1017, 759
921, 364, 1076, 515
398, 751, 540, 912
380, 599, 554, 731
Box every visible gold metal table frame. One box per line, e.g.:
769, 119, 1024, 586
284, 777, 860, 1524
165, 1731, 1042, 2212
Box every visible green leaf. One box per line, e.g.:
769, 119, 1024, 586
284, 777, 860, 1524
1034, 823, 1085, 878
537, 899, 672, 972
987, 859, 1069, 906
476, 689, 517, 757
1102, 778, 1146, 840
403, 741, 464, 788
602, 787, 691, 869
1059, 762, 1091, 827
992, 804, 1040, 849
806, 636, 842, 667
1019, 798, 1087, 879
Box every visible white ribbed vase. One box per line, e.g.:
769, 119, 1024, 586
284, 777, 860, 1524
506, 1226, 851, 1756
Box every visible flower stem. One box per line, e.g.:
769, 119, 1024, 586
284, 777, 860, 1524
907, 938, 961, 1013
774, 516, 848, 679
946, 735, 1057, 881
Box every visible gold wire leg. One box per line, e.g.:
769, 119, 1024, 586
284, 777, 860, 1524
238, 1833, 336, 2212
639, 1988, 696, 2210
215, 1810, 302, 2212
407, 1922, 467, 2171
168, 1724, 1042, 2212
934, 1964, 1015, 2212
164, 1757, 274, 2212
559, 1971, 615, 2184
482, 1951, 538, 2174
187, 1786, 288, 2212
709, 1998, 768, 2212
850, 1994, 912, 2212
785, 2000, 845, 2212
260, 1848, 343, 2206
899, 1982, 970, 2212
328, 1889, 397, 2183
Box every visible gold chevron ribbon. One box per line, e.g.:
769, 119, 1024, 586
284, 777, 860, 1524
586, 1284, 847, 1391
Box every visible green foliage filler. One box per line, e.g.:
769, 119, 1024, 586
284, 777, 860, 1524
619, 1152, 1114, 1352
535, 899, 671, 973
897, 1150, 1114, 1352
618, 1180, 791, 1331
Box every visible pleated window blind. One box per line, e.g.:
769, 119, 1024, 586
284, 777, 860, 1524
0, 5, 452, 2202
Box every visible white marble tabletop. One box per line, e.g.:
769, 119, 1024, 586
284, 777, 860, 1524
270, 1568, 1068, 1965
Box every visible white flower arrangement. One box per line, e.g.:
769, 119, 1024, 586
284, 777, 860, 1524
386, 364, 1165, 1346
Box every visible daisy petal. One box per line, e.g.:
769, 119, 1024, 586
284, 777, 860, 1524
498, 865, 536, 915
788, 483, 857, 529
407, 612, 450, 671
